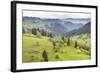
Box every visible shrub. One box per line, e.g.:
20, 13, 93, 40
55, 49, 58, 53
55, 54, 59, 59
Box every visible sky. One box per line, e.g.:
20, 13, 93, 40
23, 10, 91, 19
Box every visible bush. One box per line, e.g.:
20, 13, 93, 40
55, 54, 59, 59
61, 51, 64, 54
55, 49, 58, 53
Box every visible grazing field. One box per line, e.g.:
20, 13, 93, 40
22, 33, 90, 63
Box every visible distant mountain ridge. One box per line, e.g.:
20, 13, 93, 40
23, 16, 90, 35
67, 22, 91, 36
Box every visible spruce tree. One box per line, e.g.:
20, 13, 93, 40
67, 37, 70, 46
75, 41, 77, 48
42, 50, 48, 62
49, 33, 53, 38
62, 36, 64, 41
32, 28, 37, 35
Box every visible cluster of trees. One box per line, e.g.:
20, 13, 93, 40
51, 35, 90, 53
61, 36, 90, 52
32, 28, 53, 38
51, 36, 72, 48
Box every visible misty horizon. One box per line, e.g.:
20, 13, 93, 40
23, 10, 91, 19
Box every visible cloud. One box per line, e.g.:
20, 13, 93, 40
23, 10, 91, 19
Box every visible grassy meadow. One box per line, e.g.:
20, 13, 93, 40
22, 33, 91, 63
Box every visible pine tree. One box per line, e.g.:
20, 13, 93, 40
32, 28, 37, 35
67, 37, 70, 46
49, 33, 53, 38
37, 28, 40, 32
75, 41, 77, 48
42, 50, 48, 62
41, 29, 46, 36
62, 36, 64, 41
62, 36, 66, 43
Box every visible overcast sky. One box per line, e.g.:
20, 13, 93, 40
23, 10, 91, 19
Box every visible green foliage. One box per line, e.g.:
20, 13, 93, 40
55, 54, 59, 59
55, 49, 58, 53
71, 34, 91, 51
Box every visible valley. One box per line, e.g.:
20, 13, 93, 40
22, 16, 91, 63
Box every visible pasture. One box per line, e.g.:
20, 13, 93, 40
22, 33, 90, 63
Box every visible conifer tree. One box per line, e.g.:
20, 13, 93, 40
75, 41, 78, 48
67, 37, 70, 46
42, 50, 48, 62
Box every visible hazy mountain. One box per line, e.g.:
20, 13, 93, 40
67, 22, 91, 36
64, 18, 90, 24
23, 16, 90, 35
45, 23, 67, 35
62, 21, 83, 31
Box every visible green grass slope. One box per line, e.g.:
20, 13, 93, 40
22, 34, 90, 63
